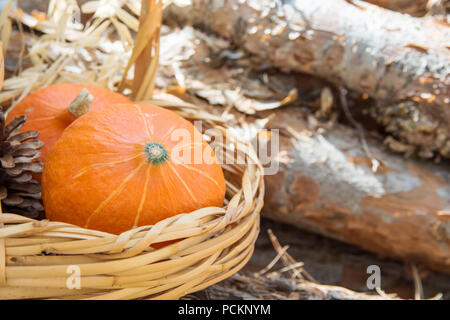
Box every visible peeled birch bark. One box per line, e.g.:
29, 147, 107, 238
153, 14, 450, 273
163, 0, 450, 159
256, 106, 450, 273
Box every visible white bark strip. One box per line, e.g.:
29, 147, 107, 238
163, 0, 450, 158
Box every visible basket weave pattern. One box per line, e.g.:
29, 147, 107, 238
0, 102, 264, 299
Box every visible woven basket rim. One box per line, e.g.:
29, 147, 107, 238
0, 98, 265, 299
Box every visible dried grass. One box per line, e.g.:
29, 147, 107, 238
0, 0, 144, 110
192, 229, 444, 300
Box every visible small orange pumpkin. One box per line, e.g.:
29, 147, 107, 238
6, 83, 132, 173
42, 103, 226, 234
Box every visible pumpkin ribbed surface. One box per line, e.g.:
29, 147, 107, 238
6, 83, 132, 166
42, 103, 226, 234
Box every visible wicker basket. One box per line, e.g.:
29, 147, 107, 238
0, 99, 264, 299
0, 0, 264, 300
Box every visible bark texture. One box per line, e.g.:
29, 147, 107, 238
257, 106, 450, 273
364, 0, 429, 15
163, 0, 450, 159
152, 23, 450, 273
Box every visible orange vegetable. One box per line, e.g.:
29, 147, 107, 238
42, 103, 226, 234
6, 83, 132, 179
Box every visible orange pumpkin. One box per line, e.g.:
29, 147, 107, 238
6, 83, 132, 172
42, 103, 226, 234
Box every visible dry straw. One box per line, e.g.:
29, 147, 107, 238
0, 0, 264, 299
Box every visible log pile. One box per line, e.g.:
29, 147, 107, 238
261, 105, 450, 273
161, 0, 450, 274
164, 0, 450, 160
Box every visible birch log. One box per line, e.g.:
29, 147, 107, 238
163, 0, 450, 159
152, 21, 450, 273
256, 106, 450, 273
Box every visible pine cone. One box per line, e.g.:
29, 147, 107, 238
0, 110, 44, 219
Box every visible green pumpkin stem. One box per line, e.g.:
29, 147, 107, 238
145, 142, 169, 165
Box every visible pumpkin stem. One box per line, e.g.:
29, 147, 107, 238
68, 88, 93, 118
145, 142, 168, 165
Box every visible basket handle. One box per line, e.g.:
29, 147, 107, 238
119, 0, 162, 101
